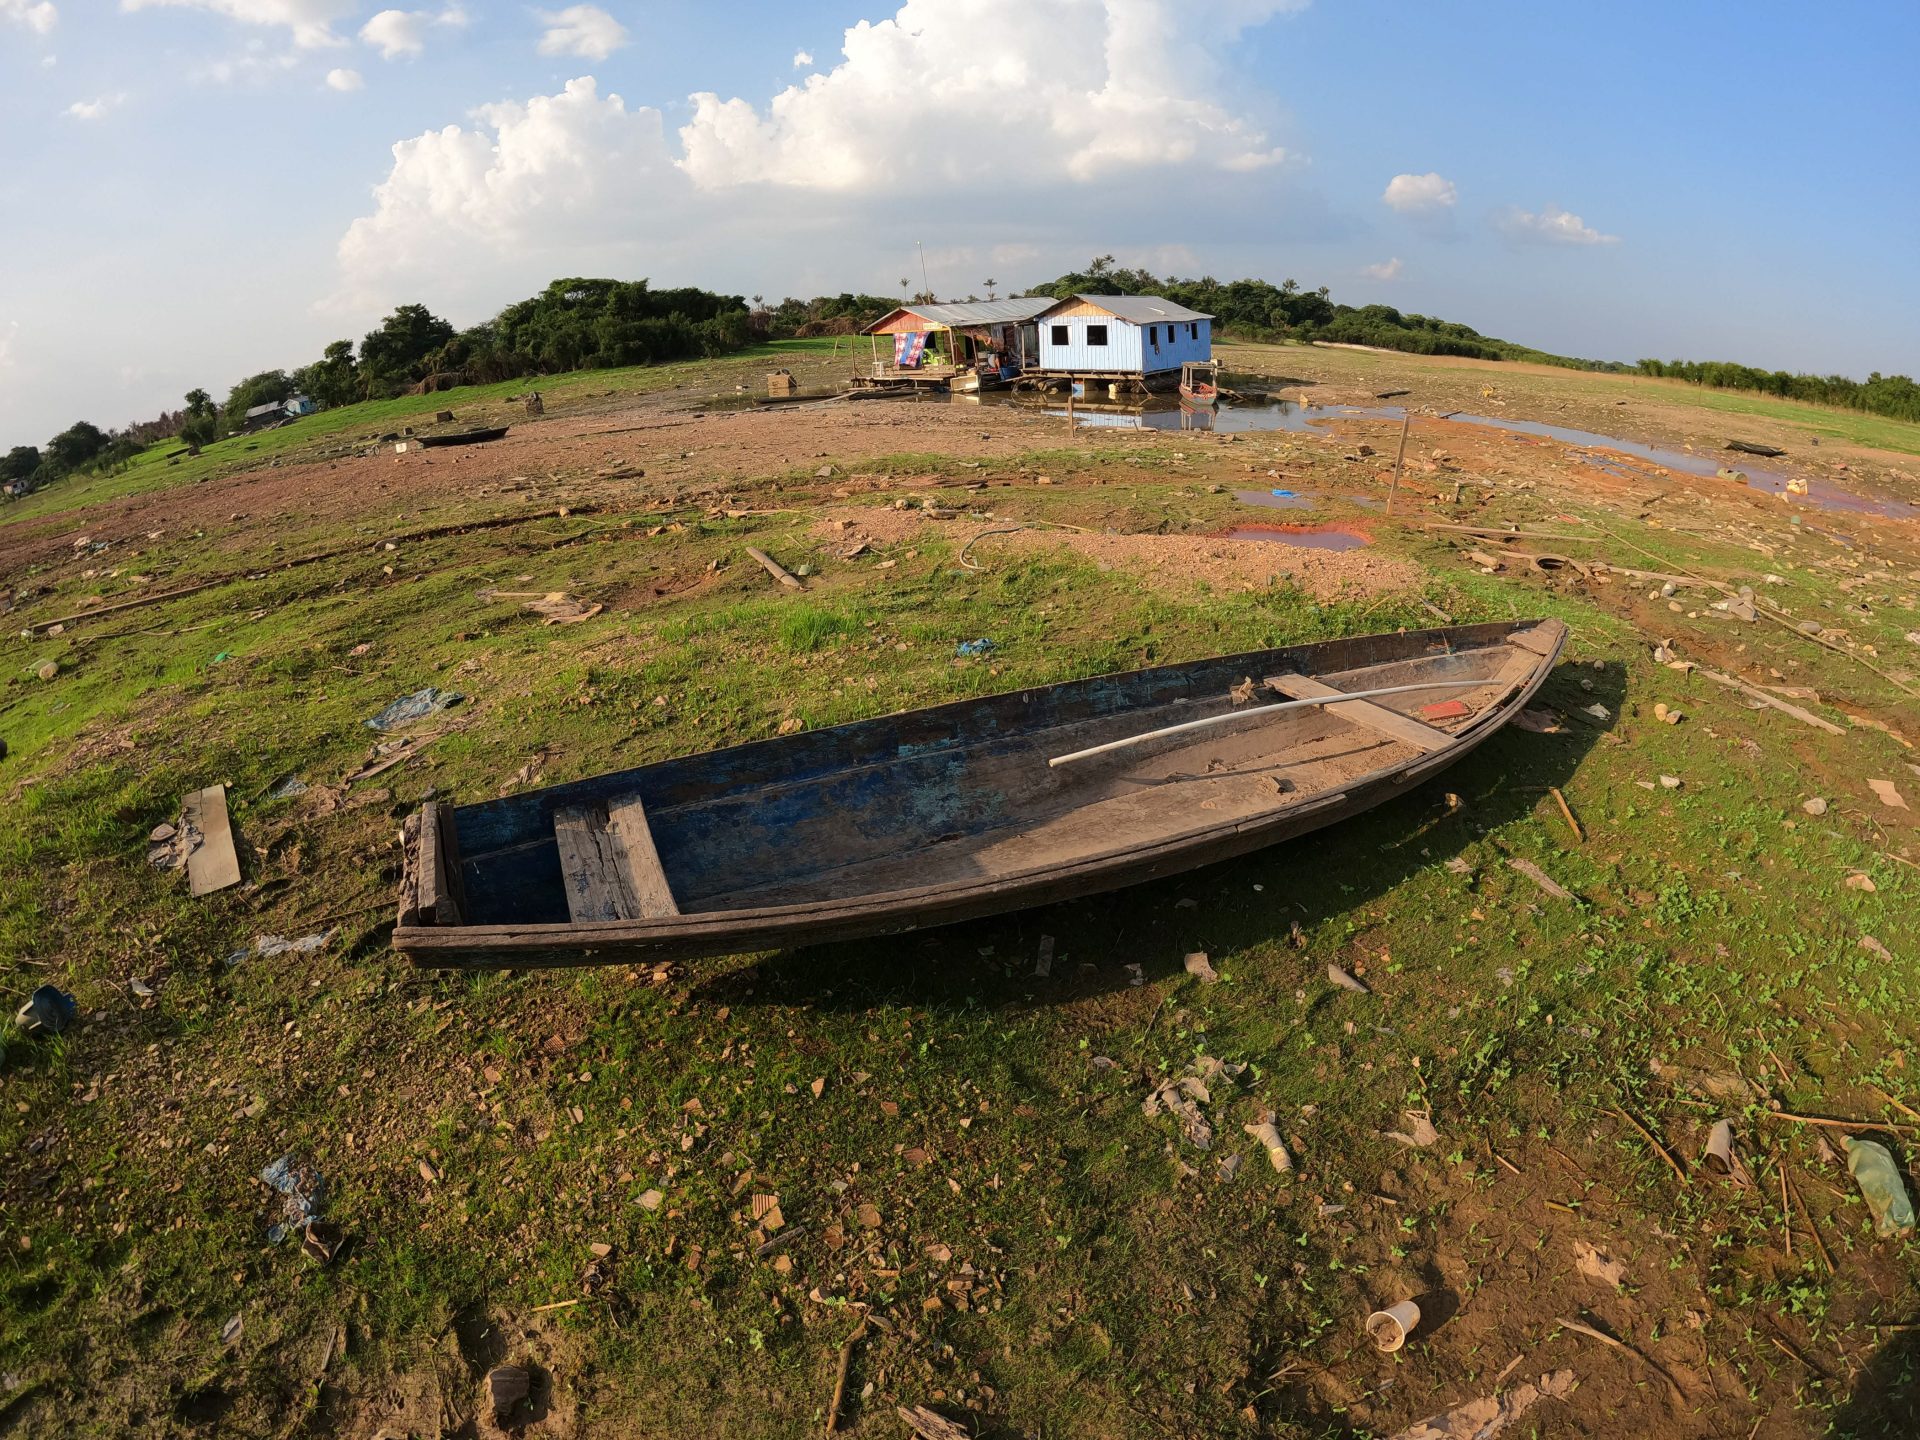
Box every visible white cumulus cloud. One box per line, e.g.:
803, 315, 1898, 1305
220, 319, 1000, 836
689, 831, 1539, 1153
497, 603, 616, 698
1361, 257, 1403, 281
792, 49, 812, 67
536, 4, 626, 60
332, 2, 1315, 314
359, 4, 462, 58
360, 8, 424, 57
2, 0, 57, 33
119, 0, 354, 48
1496, 202, 1619, 246
679, 0, 1302, 190
326, 65, 363, 90
65, 93, 126, 120
1383, 171, 1455, 213
336, 75, 678, 303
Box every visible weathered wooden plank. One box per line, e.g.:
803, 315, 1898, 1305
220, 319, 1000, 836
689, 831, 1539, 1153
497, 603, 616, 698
606, 794, 679, 918
1694, 666, 1846, 735
182, 784, 241, 896
1508, 619, 1568, 657
553, 805, 639, 922
416, 801, 465, 925
1263, 674, 1451, 753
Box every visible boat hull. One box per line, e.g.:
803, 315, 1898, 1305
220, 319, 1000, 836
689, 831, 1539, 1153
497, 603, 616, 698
396, 620, 1566, 968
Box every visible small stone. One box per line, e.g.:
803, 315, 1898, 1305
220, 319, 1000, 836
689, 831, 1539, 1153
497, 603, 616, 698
36, 661, 57, 681
1802, 797, 1828, 816
1660, 775, 1682, 789
638, 1188, 664, 1211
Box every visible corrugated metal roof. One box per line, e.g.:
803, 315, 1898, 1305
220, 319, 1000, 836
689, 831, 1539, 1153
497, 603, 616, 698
863, 296, 1056, 332
1048, 294, 1214, 324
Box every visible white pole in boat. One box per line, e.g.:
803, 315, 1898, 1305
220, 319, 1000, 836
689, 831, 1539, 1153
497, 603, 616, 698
1046, 679, 1497, 769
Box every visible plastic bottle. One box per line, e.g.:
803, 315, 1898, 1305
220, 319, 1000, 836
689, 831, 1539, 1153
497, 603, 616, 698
1844, 1136, 1917, 1238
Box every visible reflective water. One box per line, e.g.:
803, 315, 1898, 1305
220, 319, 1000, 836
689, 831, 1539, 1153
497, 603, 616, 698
1010, 393, 1905, 517
1236, 488, 1316, 510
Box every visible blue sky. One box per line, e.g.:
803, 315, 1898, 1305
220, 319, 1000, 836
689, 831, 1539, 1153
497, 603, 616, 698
3, 0, 1917, 449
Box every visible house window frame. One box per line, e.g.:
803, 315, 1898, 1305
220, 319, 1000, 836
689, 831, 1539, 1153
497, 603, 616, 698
1087, 324, 1109, 347
1050, 324, 1069, 346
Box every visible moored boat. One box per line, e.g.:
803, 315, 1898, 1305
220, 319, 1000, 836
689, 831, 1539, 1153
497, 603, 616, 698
395, 619, 1567, 968
1179, 359, 1220, 407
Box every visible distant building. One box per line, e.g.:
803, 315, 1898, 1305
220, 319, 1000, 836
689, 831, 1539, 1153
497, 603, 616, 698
1031, 295, 1213, 388
239, 396, 315, 432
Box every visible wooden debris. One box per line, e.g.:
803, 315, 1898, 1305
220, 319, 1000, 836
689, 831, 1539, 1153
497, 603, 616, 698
1692, 666, 1845, 735
1550, 787, 1583, 843
182, 784, 241, 896
1506, 857, 1573, 900
1610, 1106, 1687, 1185
896, 1406, 972, 1440
1870, 779, 1909, 810
746, 546, 805, 591
1555, 1316, 1684, 1401
825, 1320, 867, 1433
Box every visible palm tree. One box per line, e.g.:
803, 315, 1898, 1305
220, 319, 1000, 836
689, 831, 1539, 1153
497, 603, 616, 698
983, 278, 998, 300
900, 278, 910, 299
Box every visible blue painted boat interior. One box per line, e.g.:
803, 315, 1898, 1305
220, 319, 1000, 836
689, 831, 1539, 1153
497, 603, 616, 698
449, 622, 1531, 927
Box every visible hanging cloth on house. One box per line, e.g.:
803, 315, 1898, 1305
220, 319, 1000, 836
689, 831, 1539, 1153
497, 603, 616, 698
894, 332, 929, 368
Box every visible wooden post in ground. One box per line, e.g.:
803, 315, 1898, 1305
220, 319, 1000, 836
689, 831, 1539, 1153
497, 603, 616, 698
1386, 409, 1411, 516
1067, 387, 1076, 432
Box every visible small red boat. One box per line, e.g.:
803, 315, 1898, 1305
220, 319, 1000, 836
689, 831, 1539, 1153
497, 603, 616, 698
1179, 360, 1220, 407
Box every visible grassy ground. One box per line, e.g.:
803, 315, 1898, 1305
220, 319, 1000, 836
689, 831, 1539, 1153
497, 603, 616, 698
1, 344, 1917, 1438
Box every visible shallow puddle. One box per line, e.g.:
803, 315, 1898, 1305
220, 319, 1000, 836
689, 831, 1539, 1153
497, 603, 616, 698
862, 387, 1902, 517
1222, 524, 1370, 551
1235, 488, 1316, 510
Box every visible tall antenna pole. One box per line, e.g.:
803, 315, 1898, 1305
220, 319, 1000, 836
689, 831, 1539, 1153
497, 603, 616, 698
917, 240, 931, 301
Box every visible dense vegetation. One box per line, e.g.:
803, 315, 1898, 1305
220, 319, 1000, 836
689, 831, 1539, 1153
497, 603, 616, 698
3, 281, 752, 497
1635, 357, 1920, 423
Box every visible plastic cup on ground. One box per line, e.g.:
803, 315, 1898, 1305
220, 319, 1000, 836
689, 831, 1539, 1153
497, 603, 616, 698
1366, 1300, 1421, 1352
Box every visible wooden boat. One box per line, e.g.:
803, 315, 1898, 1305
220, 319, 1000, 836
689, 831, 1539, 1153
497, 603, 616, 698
395, 619, 1567, 968
1179, 360, 1220, 407
418, 426, 509, 448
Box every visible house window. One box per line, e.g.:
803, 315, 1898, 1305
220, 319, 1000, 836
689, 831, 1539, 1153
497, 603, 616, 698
1189, 321, 1199, 340
1050, 324, 1069, 345
1087, 324, 1109, 347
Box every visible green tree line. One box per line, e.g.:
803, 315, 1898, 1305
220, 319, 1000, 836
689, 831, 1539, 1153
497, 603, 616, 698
1634, 358, 1920, 423
3, 279, 752, 498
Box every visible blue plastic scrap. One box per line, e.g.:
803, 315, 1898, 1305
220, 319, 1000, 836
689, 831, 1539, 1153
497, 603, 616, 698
366, 686, 464, 732
954, 638, 996, 657
1271, 489, 1297, 498
15, 985, 75, 1035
